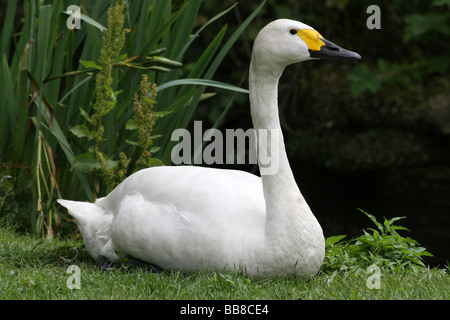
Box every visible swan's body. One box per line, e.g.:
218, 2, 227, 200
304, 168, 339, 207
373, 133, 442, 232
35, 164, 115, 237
58, 19, 360, 278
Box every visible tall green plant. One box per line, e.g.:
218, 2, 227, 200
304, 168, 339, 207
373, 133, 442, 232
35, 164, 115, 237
70, 1, 128, 193
0, 0, 265, 236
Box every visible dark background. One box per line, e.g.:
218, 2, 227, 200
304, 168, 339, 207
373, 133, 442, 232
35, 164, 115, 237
191, 0, 450, 267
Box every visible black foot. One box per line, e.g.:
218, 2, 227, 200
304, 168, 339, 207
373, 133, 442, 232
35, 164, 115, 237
123, 255, 164, 273
96, 254, 164, 273
97, 255, 120, 270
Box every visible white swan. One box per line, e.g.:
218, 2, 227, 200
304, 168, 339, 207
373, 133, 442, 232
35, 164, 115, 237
58, 19, 360, 278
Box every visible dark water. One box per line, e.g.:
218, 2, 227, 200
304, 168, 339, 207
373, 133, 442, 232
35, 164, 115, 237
298, 164, 450, 268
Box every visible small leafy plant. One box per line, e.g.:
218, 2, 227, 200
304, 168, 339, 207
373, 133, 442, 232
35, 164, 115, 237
322, 209, 433, 274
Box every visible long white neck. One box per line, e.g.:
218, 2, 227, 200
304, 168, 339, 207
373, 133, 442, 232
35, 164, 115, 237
249, 60, 315, 246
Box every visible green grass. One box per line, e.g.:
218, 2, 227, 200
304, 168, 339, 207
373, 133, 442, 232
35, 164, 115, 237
1, 227, 448, 300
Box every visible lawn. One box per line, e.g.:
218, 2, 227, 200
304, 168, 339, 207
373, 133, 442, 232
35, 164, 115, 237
0, 227, 448, 301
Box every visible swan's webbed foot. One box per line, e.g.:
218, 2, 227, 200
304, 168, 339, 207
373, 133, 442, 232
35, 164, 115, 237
97, 255, 120, 270
96, 254, 164, 273
123, 255, 164, 273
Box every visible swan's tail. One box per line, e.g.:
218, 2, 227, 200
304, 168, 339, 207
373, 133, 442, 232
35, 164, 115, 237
57, 199, 111, 261
57, 199, 104, 226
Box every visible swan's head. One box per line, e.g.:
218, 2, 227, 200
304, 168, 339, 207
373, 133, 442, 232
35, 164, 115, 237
252, 19, 361, 72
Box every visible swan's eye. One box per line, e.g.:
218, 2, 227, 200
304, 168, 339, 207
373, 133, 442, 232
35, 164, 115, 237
290, 28, 297, 35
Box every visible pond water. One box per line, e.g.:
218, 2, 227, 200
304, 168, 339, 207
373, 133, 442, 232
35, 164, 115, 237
300, 164, 450, 268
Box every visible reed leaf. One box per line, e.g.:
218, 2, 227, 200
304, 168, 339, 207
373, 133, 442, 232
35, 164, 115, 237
0, 0, 266, 235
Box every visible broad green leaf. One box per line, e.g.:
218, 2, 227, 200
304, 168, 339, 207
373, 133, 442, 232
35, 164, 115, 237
358, 208, 385, 233
326, 235, 347, 246
79, 107, 93, 124
125, 140, 139, 146
147, 158, 164, 167
73, 152, 118, 172
125, 119, 138, 130
69, 125, 94, 140
79, 60, 101, 70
